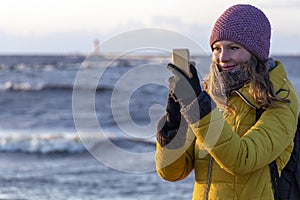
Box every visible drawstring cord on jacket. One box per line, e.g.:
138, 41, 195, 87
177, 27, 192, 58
204, 156, 214, 200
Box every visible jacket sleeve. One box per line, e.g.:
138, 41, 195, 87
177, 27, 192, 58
181, 92, 299, 175
155, 114, 195, 181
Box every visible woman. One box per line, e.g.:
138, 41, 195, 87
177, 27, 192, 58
155, 4, 299, 200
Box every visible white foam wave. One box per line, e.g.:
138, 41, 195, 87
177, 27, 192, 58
0, 81, 112, 92
0, 133, 93, 154
0, 81, 41, 92
0, 131, 156, 154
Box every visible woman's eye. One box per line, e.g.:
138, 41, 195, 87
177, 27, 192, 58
212, 46, 220, 51
230, 46, 239, 50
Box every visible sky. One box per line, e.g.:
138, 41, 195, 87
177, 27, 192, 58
0, 0, 300, 55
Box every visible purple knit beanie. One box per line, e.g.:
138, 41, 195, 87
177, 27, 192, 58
210, 4, 271, 62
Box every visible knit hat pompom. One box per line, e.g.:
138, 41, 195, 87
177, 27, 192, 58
210, 4, 271, 62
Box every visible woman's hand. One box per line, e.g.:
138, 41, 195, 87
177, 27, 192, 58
168, 63, 202, 106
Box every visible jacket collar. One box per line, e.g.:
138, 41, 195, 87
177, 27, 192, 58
232, 60, 287, 109
269, 60, 288, 93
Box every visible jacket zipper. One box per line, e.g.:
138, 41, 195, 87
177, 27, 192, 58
232, 90, 257, 109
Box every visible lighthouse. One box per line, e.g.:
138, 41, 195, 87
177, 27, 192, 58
93, 39, 100, 56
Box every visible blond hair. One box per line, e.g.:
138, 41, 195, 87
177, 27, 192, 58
204, 56, 290, 112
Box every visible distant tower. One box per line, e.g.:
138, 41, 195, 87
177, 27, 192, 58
93, 39, 100, 56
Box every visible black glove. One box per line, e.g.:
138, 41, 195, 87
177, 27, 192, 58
168, 63, 202, 106
156, 93, 188, 148
165, 93, 181, 130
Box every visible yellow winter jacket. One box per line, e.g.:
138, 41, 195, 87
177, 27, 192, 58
156, 61, 299, 200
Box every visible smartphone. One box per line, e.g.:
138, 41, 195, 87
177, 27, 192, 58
172, 48, 191, 78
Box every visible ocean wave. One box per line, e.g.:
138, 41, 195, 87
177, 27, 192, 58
0, 81, 112, 92
0, 55, 86, 70
0, 132, 155, 154
0, 57, 146, 72
0, 133, 87, 154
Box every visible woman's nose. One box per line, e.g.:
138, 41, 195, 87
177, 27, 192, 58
219, 49, 230, 63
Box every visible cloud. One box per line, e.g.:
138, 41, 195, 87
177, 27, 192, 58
0, 30, 103, 54
0, 0, 299, 54
261, 0, 300, 9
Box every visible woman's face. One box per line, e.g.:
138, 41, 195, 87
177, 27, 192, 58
212, 40, 252, 71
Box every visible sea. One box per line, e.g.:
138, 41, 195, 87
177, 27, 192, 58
0, 54, 299, 200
